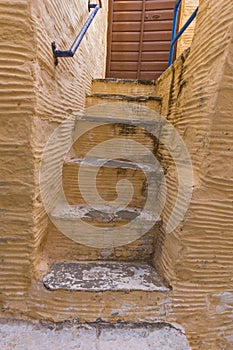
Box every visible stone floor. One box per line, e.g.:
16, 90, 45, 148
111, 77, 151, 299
0, 320, 191, 350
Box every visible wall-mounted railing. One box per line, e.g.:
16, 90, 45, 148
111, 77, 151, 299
52, 0, 102, 65
168, 0, 198, 66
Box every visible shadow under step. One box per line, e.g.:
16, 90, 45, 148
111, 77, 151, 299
43, 262, 170, 292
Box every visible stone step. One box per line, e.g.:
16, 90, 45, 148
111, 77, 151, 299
84, 96, 162, 122
49, 204, 160, 247
43, 262, 170, 292
72, 116, 163, 163
43, 217, 159, 264
92, 78, 158, 97
42, 204, 160, 264
86, 93, 161, 114
0, 320, 191, 350
36, 261, 172, 324
28, 268, 183, 326
62, 158, 163, 209
29, 275, 172, 322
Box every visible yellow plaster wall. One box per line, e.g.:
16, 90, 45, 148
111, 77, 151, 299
177, 0, 199, 58
0, 0, 107, 312
154, 1, 233, 349
0, 0, 36, 309
30, 0, 108, 265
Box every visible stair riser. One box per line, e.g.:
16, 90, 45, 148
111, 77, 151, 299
86, 96, 161, 114
92, 79, 157, 97
72, 122, 160, 163
62, 162, 162, 209
42, 221, 159, 262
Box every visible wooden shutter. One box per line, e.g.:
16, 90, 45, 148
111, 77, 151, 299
106, 0, 177, 80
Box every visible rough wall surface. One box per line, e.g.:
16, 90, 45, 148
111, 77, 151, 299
155, 1, 233, 349
177, 0, 199, 58
0, 0, 36, 310
30, 0, 108, 265
0, 0, 107, 312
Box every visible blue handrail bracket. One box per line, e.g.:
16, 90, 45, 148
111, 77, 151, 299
52, 1, 102, 66
168, 0, 198, 66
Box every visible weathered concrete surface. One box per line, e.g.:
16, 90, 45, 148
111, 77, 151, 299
0, 321, 191, 350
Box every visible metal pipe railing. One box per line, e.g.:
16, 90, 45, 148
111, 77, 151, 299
52, 1, 102, 65
168, 0, 198, 66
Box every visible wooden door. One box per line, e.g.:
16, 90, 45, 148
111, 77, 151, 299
106, 0, 177, 80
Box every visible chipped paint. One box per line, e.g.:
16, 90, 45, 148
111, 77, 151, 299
43, 262, 170, 292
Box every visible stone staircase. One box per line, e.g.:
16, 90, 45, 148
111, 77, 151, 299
38, 79, 184, 339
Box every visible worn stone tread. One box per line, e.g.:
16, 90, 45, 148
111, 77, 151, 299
86, 93, 161, 102
51, 204, 158, 223
93, 78, 156, 85
79, 115, 164, 127
43, 262, 170, 292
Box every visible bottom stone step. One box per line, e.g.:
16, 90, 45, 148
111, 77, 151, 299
43, 262, 170, 292
0, 320, 191, 350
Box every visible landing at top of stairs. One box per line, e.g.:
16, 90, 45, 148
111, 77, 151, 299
92, 78, 158, 98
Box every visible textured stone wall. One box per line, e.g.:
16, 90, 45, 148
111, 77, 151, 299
30, 0, 108, 268
0, 0, 107, 312
177, 0, 199, 58
155, 1, 233, 349
0, 0, 36, 310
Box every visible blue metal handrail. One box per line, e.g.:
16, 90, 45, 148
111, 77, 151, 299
52, 1, 102, 65
168, 0, 198, 66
